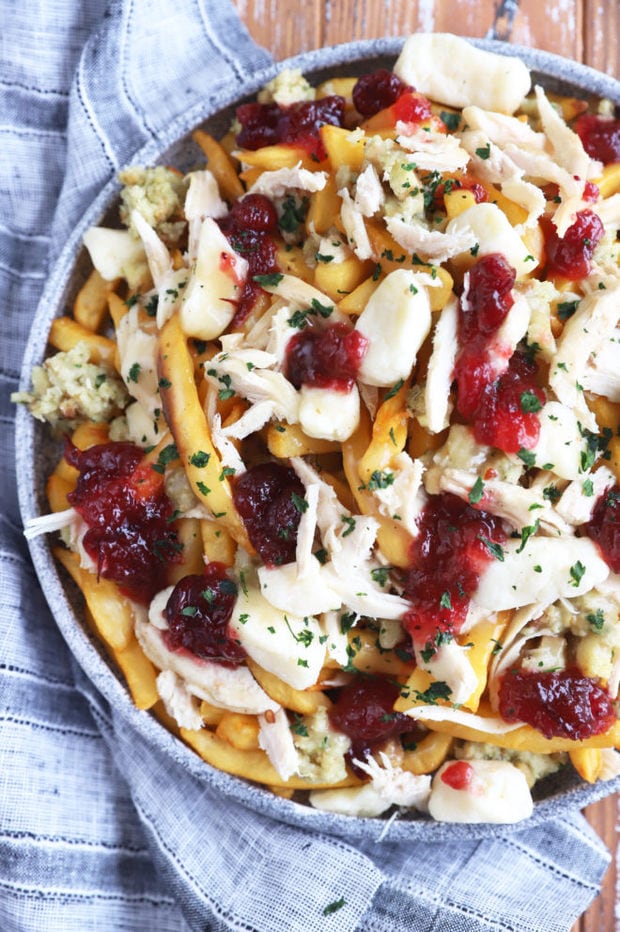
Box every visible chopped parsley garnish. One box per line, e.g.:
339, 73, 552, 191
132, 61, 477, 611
384, 378, 404, 401
196, 480, 211, 496
516, 518, 539, 554
291, 492, 308, 513
475, 143, 491, 159
366, 470, 395, 491
586, 609, 605, 631
440, 110, 460, 131
341, 515, 356, 537
520, 390, 542, 413
370, 566, 392, 587
468, 476, 485, 505
517, 448, 537, 467
190, 451, 211, 468
151, 443, 178, 474
557, 299, 579, 321
569, 560, 586, 587
322, 898, 346, 916
127, 362, 141, 383
477, 536, 505, 561
253, 272, 284, 287
413, 681, 452, 704
439, 591, 452, 610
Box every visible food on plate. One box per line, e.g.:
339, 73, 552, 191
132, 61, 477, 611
16, 33, 620, 823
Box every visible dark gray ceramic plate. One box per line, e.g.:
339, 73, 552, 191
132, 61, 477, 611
15, 36, 620, 842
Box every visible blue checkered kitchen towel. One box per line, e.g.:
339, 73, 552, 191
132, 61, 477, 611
0, 2, 615, 929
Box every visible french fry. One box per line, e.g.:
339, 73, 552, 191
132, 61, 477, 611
266, 421, 340, 458
46, 473, 73, 513
306, 176, 341, 235
158, 313, 252, 552
313, 252, 374, 302
569, 747, 603, 783
180, 726, 359, 789
402, 731, 454, 775
200, 519, 236, 567
73, 269, 115, 332
234, 144, 318, 171
215, 712, 261, 751
199, 700, 226, 727
247, 659, 331, 715
342, 408, 413, 567
71, 421, 109, 450
192, 129, 244, 201
336, 275, 378, 315
320, 124, 365, 172
346, 628, 413, 677
49, 317, 116, 367
53, 547, 134, 652
358, 377, 409, 484
166, 517, 205, 584
112, 635, 160, 710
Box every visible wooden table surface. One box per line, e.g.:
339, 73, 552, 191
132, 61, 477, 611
233, 2, 620, 929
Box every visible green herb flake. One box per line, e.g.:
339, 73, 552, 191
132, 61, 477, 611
127, 362, 141, 383
569, 560, 586, 587
384, 379, 404, 401
253, 272, 284, 287
477, 536, 505, 561
586, 608, 605, 631
413, 681, 453, 705
475, 143, 491, 160
322, 898, 346, 916
520, 390, 542, 413
440, 110, 460, 131
190, 451, 211, 468
468, 476, 485, 505
341, 515, 356, 537
517, 448, 537, 467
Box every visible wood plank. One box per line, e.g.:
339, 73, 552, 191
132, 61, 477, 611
584, 0, 620, 77
572, 796, 617, 931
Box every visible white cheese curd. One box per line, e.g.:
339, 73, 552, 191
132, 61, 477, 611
257, 562, 341, 617
179, 217, 248, 340
393, 33, 531, 114
355, 270, 432, 386
417, 641, 478, 706
428, 759, 533, 823
135, 617, 279, 714
298, 383, 361, 441
474, 538, 609, 611
445, 202, 538, 276
82, 226, 147, 290
229, 579, 326, 690
532, 401, 589, 481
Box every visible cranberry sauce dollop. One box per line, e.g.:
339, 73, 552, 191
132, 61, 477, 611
232, 461, 306, 566
65, 440, 181, 604
498, 667, 615, 740
285, 322, 368, 391
164, 563, 244, 665
583, 484, 620, 573
544, 209, 605, 280
575, 113, 620, 165
217, 193, 280, 328
454, 254, 544, 453
402, 492, 506, 651
328, 675, 413, 763
236, 96, 345, 161
440, 760, 475, 790
352, 69, 411, 117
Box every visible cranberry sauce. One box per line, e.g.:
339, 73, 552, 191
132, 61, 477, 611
402, 492, 506, 652
441, 760, 475, 790
232, 461, 306, 566
471, 352, 545, 453
164, 563, 244, 666
328, 675, 413, 763
453, 254, 544, 453
575, 113, 620, 165
498, 667, 615, 740
583, 484, 620, 573
352, 69, 410, 117
218, 194, 280, 327
236, 96, 345, 161
454, 253, 516, 420
65, 440, 181, 604
544, 209, 605, 280
285, 322, 368, 391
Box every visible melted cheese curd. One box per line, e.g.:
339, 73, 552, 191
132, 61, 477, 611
20, 34, 620, 824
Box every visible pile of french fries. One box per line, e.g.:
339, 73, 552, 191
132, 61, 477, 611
30, 44, 620, 816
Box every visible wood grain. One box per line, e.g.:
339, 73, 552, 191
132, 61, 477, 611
232, 3, 619, 929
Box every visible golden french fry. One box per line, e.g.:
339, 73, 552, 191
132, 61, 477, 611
192, 129, 244, 201
569, 747, 603, 783
444, 188, 477, 219
595, 162, 620, 198
459, 617, 509, 712
410, 705, 620, 755
112, 635, 159, 710
199, 700, 226, 726
53, 547, 134, 652
107, 291, 129, 331
158, 313, 252, 551
346, 628, 413, 677
234, 144, 318, 171
49, 317, 116, 367
313, 252, 374, 302
336, 276, 378, 315
320, 124, 365, 172
166, 517, 205, 584
358, 378, 409, 484
46, 473, 73, 513
276, 244, 314, 283
200, 519, 236, 567
305, 175, 341, 235
247, 659, 331, 715
402, 732, 454, 775
267, 421, 340, 458
71, 421, 110, 450
73, 269, 115, 332
315, 77, 357, 101
215, 712, 261, 750
180, 726, 359, 789
342, 408, 413, 567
